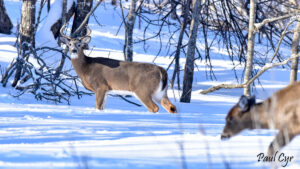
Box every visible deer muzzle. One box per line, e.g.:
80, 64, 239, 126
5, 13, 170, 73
220, 133, 231, 140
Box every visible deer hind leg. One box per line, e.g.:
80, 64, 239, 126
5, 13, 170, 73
160, 96, 177, 113
267, 129, 295, 156
95, 87, 108, 110
141, 96, 159, 113
152, 81, 176, 114
152, 83, 177, 113
152, 91, 177, 113
135, 92, 159, 113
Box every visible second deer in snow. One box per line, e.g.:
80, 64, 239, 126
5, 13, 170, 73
221, 82, 300, 155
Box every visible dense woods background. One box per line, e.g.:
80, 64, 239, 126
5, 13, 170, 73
0, 0, 299, 103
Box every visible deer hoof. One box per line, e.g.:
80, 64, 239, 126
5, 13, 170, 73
149, 106, 159, 113
169, 105, 177, 113
96, 105, 104, 110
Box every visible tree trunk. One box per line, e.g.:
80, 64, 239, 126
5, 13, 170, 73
170, 0, 177, 20
54, 0, 69, 79
50, 3, 75, 39
20, 0, 36, 49
12, 0, 36, 87
125, 0, 137, 62
289, 20, 300, 83
243, 0, 256, 96
71, 0, 93, 37
111, 0, 117, 5
180, 0, 201, 103
0, 0, 13, 34
62, 0, 68, 24
170, 0, 191, 89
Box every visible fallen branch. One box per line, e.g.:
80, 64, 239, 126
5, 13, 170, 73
1, 44, 89, 104
200, 53, 300, 94
200, 84, 244, 94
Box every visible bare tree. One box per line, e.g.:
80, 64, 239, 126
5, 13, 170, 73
170, 0, 191, 89
289, 19, 300, 83
124, 0, 137, 62
170, 0, 177, 20
243, 0, 256, 96
180, 0, 201, 103
54, 0, 69, 79
20, 0, 36, 49
11, 0, 36, 87
0, 0, 13, 34
71, 0, 93, 37
50, 3, 75, 39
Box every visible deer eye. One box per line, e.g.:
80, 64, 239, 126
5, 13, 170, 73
76, 44, 81, 47
227, 117, 234, 124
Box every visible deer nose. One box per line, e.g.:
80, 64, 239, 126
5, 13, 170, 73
71, 49, 77, 53
221, 134, 230, 140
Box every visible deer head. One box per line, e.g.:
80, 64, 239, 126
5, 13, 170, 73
59, 24, 91, 59
221, 95, 256, 140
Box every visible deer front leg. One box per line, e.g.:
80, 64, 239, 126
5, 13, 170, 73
95, 87, 108, 110
267, 129, 295, 156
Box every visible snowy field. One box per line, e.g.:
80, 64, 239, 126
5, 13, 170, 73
0, 0, 300, 169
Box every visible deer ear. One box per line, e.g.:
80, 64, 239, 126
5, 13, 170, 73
59, 36, 69, 44
238, 95, 249, 112
238, 95, 256, 112
81, 36, 91, 44
249, 95, 256, 107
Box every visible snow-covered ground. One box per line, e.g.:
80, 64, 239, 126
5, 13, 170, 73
0, 0, 299, 169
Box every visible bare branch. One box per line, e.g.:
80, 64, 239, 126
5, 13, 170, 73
200, 84, 244, 95
269, 18, 297, 62
200, 53, 300, 94
254, 12, 300, 33
247, 53, 300, 85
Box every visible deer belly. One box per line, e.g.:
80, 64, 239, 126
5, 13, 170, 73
107, 90, 135, 96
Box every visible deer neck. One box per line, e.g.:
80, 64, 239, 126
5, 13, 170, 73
71, 49, 89, 77
249, 101, 272, 129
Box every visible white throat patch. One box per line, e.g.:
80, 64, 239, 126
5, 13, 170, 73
70, 53, 78, 59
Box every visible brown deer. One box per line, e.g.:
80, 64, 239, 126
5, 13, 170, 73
221, 82, 300, 155
59, 26, 176, 113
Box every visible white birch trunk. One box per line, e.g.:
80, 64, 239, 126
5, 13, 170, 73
243, 0, 256, 96
289, 20, 300, 83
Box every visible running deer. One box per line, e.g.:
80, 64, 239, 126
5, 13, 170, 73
221, 82, 300, 155
59, 26, 176, 113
